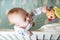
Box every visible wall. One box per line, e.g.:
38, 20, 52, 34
0, 0, 60, 30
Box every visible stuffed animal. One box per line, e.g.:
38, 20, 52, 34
45, 6, 60, 24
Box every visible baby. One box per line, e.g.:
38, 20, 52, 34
7, 6, 48, 40
7, 8, 35, 40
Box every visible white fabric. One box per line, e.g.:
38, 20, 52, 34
14, 25, 30, 35
32, 7, 42, 16
14, 25, 31, 40
38, 23, 60, 32
25, 24, 32, 31
32, 7, 47, 17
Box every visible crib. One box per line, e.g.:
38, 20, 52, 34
0, 23, 60, 40
0, 30, 60, 40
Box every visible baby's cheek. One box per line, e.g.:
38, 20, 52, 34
9, 19, 15, 24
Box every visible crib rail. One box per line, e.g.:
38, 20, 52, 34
0, 31, 59, 40
36, 34, 60, 40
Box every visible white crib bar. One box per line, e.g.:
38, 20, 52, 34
37, 34, 60, 40
0, 31, 60, 40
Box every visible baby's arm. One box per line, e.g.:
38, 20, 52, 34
25, 23, 33, 36
32, 6, 46, 17
25, 6, 46, 30
25, 23, 32, 31
25, 6, 47, 35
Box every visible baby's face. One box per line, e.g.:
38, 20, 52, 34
8, 13, 29, 28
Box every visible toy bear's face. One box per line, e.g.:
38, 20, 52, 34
46, 9, 56, 20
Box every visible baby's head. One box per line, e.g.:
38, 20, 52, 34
7, 8, 34, 28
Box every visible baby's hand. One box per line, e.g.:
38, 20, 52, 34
41, 6, 47, 13
29, 30, 33, 36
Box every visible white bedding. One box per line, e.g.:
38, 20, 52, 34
38, 23, 60, 32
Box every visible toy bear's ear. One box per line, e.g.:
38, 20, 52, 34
49, 6, 53, 9
46, 10, 50, 14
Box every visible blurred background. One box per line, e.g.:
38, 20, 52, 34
0, 0, 60, 30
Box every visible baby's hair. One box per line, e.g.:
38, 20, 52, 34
7, 8, 29, 21
7, 8, 35, 26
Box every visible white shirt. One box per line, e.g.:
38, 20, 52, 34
32, 7, 43, 16
32, 7, 47, 18
14, 25, 31, 40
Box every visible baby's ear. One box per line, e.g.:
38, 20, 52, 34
26, 17, 30, 21
24, 13, 29, 21
25, 14, 29, 22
